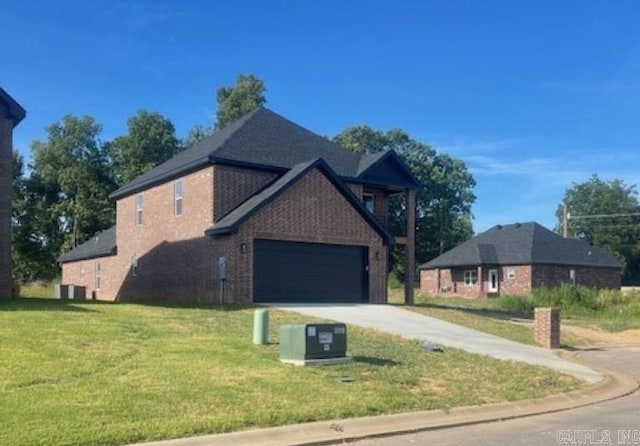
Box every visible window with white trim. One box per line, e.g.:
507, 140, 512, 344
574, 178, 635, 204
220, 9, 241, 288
363, 194, 375, 213
464, 269, 477, 286
174, 179, 183, 216
135, 193, 144, 225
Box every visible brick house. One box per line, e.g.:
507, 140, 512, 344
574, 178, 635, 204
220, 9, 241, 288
59, 108, 420, 303
0, 88, 26, 299
419, 222, 622, 298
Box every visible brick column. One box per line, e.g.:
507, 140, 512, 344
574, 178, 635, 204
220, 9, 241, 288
534, 307, 560, 349
0, 89, 26, 299
404, 189, 416, 305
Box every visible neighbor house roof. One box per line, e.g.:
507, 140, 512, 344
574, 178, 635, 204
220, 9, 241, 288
205, 157, 392, 244
0, 88, 26, 128
420, 222, 622, 269
58, 226, 117, 263
110, 107, 420, 199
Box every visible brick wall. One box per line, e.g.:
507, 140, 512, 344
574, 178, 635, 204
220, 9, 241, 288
213, 165, 278, 221
61, 255, 120, 300
532, 264, 621, 290
420, 262, 620, 299
420, 267, 487, 298
62, 166, 216, 301
363, 187, 389, 223
498, 265, 532, 295
0, 105, 12, 298
420, 265, 533, 298
227, 169, 387, 303
62, 164, 388, 304
420, 268, 452, 295
347, 183, 363, 198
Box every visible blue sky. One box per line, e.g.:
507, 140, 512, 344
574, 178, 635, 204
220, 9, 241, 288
2, 1, 639, 233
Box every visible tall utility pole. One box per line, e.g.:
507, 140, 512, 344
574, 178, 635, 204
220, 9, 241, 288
0, 88, 26, 298
563, 204, 569, 238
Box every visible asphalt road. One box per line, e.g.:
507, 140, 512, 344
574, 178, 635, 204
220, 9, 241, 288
352, 347, 640, 446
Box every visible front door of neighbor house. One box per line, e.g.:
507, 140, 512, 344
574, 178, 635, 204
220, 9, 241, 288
488, 269, 499, 293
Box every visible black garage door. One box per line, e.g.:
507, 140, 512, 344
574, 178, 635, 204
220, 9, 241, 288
253, 239, 368, 303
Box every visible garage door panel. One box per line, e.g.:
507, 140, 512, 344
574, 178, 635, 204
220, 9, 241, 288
253, 239, 368, 303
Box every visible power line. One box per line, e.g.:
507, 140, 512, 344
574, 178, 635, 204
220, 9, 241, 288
568, 212, 640, 220
578, 224, 640, 230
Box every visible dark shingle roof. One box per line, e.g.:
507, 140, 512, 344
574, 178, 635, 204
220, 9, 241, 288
356, 150, 421, 189
58, 226, 117, 263
420, 222, 622, 269
110, 107, 419, 199
205, 157, 391, 244
0, 88, 26, 128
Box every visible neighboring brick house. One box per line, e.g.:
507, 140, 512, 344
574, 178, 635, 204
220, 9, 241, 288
419, 222, 622, 298
0, 88, 26, 299
59, 107, 420, 303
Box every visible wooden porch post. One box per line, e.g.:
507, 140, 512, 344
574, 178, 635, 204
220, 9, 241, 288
404, 189, 416, 305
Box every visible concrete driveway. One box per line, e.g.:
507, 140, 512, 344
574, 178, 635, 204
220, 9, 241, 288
273, 304, 602, 383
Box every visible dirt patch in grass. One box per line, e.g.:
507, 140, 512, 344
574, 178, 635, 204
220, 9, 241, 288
561, 324, 640, 345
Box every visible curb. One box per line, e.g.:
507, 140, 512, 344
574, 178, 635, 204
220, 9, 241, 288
135, 351, 638, 446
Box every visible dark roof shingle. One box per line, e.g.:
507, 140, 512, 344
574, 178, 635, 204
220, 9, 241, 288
420, 222, 621, 269
58, 226, 117, 263
110, 107, 419, 199
0, 87, 26, 128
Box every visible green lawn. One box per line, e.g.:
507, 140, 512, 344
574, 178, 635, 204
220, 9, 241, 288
406, 303, 585, 347
1, 297, 581, 446
389, 286, 640, 339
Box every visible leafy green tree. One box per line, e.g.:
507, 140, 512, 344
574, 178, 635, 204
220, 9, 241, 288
214, 74, 266, 130
30, 115, 116, 253
109, 110, 182, 185
332, 125, 389, 154
556, 175, 640, 283
334, 126, 476, 276
183, 124, 212, 148
11, 160, 65, 282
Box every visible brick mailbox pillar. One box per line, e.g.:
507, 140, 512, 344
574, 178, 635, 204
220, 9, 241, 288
534, 307, 560, 349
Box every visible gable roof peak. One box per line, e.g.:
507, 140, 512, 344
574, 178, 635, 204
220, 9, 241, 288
205, 156, 391, 243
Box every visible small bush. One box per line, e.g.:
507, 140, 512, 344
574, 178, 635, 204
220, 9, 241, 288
495, 294, 535, 315
531, 284, 599, 311
388, 272, 403, 289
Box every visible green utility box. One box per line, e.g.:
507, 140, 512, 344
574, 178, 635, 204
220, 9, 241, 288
280, 323, 347, 361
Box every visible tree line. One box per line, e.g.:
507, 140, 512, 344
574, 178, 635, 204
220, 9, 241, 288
11, 74, 477, 282
13, 74, 640, 286
556, 176, 640, 284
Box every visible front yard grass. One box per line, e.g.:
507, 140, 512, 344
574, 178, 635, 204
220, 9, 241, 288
388, 287, 640, 345
1, 297, 581, 446
406, 303, 585, 347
